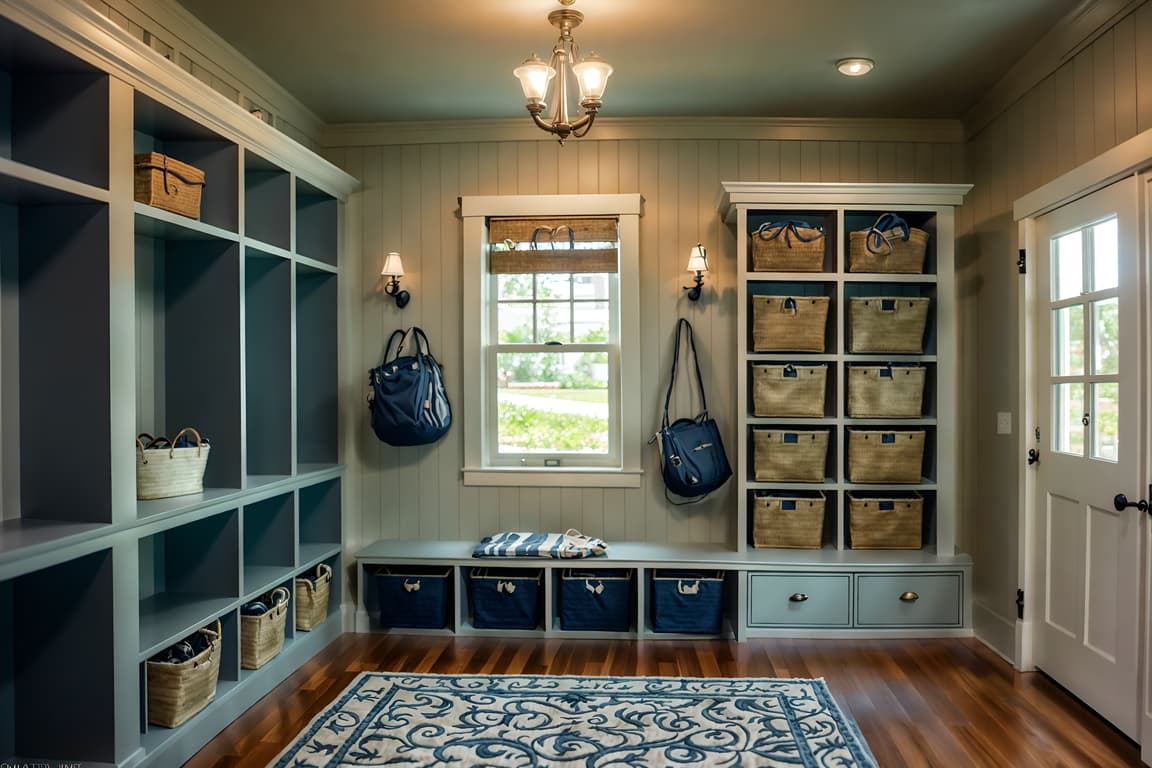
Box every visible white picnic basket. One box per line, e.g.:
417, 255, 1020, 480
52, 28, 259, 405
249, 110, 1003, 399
136, 427, 211, 500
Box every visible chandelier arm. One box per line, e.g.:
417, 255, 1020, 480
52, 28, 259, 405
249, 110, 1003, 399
570, 111, 596, 138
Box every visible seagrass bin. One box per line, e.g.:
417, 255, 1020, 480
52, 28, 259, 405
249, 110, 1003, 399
750, 221, 826, 272
753, 429, 829, 482
848, 492, 923, 549
849, 226, 929, 273
133, 152, 206, 219
848, 297, 930, 353
146, 620, 221, 728
847, 429, 925, 483
295, 563, 331, 631
752, 363, 827, 417
241, 587, 289, 670
752, 296, 830, 352
135, 428, 210, 500
847, 365, 925, 418
752, 492, 826, 549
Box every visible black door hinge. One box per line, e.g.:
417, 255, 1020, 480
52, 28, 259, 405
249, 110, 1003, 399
1017, 249, 1026, 274
1016, 588, 1024, 619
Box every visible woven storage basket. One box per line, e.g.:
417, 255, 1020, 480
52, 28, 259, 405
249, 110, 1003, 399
136, 428, 210, 500
146, 619, 221, 728
849, 492, 924, 549
849, 226, 929, 273
133, 152, 206, 219
848, 297, 930, 353
752, 363, 827, 417
752, 492, 826, 549
750, 221, 826, 272
240, 587, 289, 670
847, 365, 925, 418
753, 429, 829, 482
847, 429, 925, 483
295, 563, 331, 631
752, 296, 830, 352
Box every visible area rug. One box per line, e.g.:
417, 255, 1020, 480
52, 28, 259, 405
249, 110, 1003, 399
269, 672, 878, 767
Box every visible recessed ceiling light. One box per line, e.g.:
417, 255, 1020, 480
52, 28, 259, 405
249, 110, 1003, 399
836, 58, 875, 77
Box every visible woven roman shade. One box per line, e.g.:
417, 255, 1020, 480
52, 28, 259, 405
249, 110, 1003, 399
489, 217, 618, 274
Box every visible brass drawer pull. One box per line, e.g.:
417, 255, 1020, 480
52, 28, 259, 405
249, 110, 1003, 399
788, 593, 809, 603
899, 591, 920, 602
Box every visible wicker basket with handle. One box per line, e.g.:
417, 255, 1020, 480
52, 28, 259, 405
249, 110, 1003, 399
752, 492, 826, 548
750, 220, 826, 272
752, 296, 830, 352
295, 563, 332, 631
849, 492, 923, 549
848, 296, 930, 353
847, 364, 925, 418
133, 152, 206, 219
849, 213, 929, 273
753, 429, 829, 482
752, 363, 827, 417
146, 619, 221, 728
136, 428, 210, 500
240, 587, 289, 670
847, 429, 925, 483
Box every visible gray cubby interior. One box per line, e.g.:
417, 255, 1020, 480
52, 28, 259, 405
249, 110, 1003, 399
1, 202, 111, 523
295, 179, 337, 265
243, 493, 295, 595
244, 153, 291, 249
296, 265, 337, 467
245, 250, 292, 477
139, 510, 239, 656
135, 235, 242, 490
843, 210, 939, 275
843, 281, 938, 356
299, 478, 341, 555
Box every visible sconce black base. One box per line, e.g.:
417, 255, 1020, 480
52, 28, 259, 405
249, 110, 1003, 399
683, 274, 705, 302
392, 289, 410, 309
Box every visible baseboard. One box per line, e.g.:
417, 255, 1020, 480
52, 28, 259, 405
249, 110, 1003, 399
972, 597, 1017, 664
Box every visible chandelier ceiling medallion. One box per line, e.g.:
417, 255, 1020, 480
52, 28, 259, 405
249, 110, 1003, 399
513, 0, 613, 144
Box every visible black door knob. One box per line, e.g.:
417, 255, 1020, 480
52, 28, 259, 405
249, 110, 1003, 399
1113, 494, 1149, 513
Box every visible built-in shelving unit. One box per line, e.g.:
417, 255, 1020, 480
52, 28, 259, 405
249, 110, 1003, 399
0, 2, 357, 766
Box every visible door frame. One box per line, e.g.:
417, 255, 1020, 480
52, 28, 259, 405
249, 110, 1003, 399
1014, 127, 1152, 750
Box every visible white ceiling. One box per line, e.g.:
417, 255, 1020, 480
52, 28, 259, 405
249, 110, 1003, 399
172, 0, 1085, 125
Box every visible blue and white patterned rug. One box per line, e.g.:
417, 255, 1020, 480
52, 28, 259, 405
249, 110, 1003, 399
270, 672, 878, 767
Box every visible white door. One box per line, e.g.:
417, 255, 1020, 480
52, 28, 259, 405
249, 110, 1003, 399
1032, 175, 1143, 739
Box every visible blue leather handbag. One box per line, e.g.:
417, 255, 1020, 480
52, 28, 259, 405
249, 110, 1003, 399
368, 327, 452, 446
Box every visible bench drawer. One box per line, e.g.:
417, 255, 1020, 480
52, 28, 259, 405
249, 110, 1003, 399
749, 573, 851, 627
855, 573, 962, 627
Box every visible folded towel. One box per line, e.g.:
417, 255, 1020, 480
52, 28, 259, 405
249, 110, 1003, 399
473, 529, 608, 559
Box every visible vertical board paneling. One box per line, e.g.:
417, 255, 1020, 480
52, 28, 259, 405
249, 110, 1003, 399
858, 143, 878, 182
1114, 15, 1138, 143
1074, 51, 1096, 166
1138, 2, 1152, 133
800, 141, 820, 181
1055, 63, 1077, 177
780, 142, 801, 180
359, 147, 389, 542
839, 142, 860, 182
758, 141, 780, 181
1094, 30, 1117, 156
396, 145, 423, 540
418, 144, 443, 540
438, 143, 463, 539
457, 142, 481, 542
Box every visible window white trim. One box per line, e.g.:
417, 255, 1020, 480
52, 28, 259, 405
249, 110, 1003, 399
461, 194, 644, 487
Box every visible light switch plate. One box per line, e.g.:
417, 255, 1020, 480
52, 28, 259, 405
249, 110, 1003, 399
997, 411, 1012, 435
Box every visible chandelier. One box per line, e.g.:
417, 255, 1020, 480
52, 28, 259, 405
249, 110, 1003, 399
513, 0, 613, 144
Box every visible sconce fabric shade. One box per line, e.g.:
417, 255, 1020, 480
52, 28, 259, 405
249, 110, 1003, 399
488, 216, 619, 274
381, 252, 405, 277
686, 245, 708, 273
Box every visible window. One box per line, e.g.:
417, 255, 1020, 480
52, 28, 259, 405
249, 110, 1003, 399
461, 195, 643, 487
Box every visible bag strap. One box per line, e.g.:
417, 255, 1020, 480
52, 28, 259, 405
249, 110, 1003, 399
754, 220, 824, 248
865, 213, 911, 255
382, 328, 408, 363
662, 318, 708, 429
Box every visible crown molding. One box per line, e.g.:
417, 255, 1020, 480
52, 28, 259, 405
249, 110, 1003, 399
321, 116, 964, 148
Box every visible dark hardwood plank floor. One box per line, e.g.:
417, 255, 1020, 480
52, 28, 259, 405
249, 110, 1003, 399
186, 634, 1141, 767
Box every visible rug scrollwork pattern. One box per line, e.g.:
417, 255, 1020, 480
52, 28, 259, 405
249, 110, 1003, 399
271, 673, 878, 767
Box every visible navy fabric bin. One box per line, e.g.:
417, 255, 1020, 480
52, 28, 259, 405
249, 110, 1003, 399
376, 567, 452, 629
650, 570, 725, 634
559, 569, 634, 632
470, 568, 542, 630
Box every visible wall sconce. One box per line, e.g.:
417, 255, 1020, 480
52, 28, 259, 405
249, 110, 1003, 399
381, 251, 411, 308
683, 244, 708, 302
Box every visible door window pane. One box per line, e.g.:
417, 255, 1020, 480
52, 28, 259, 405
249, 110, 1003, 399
1092, 298, 1119, 375
1092, 382, 1119, 462
1053, 383, 1085, 456
1091, 218, 1118, 291
1052, 305, 1084, 376
496, 351, 609, 454
1053, 231, 1083, 300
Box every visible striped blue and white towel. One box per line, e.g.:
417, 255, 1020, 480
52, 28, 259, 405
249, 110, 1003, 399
473, 529, 608, 559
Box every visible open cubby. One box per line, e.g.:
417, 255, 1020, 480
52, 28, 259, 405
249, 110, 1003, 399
0, 16, 108, 189
746, 424, 838, 486
746, 210, 837, 273
745, 280, 837, 356
245, 250, 292, 477
843, 210, 939, 275
842, 361, 937, 421
0, 202, 112, 524
844, 489, 936, 551
243, 493, 295, 596
843, 281, 938, 357
135, 234, 242, 491
747, 490, 839, 551
299, 478, 341, 562
134, 92, 238, 233
3, 550, 116, 763
138, 510, 239, 657
295, 179, 337, 265
296, 265, 337, 467
244, 152, 290, 250
745, 360, 836, 420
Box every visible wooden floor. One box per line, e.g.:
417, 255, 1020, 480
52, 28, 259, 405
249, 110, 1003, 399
187, 634, 1141, 767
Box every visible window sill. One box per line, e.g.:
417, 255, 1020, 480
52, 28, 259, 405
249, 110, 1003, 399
462, 468, 643, 488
